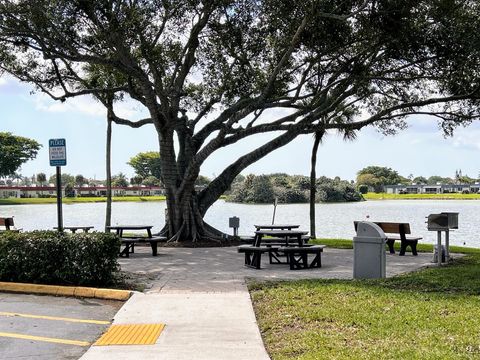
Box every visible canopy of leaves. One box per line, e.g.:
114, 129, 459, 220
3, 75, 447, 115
111, 173, 129, 187
1, 0, 480, 227
356, 166, 406, 191
49, 173, 75, 186
0, 132, 41, 178
36, 172, 47, 185
127, 152, 161, 180
228, 174, 361, 203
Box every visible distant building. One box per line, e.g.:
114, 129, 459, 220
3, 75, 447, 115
384, 183, 480, 194
0, 185, 165, 199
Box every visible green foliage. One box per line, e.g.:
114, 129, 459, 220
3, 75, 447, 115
358, 184, 369, 194
228, 174, 361, 203
195, 175, 211, 187
130, 175, 143, 185
111, 172, 129, 187
412, 176, 428, 184
0, 231, 120, 286
36, 172, 46, 185
142, 175, 160, 186
356, 166, 406, 192
427, 175, 454, 185
127, 152, 161, 180
64, 183, 75, 197
0, 132, 41, 178
251, 250, 480, 359
229, 175, 275, 204
49, 173, 75, 186
75, 174, 87, 186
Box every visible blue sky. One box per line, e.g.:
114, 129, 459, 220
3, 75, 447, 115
1, 75, 479, 182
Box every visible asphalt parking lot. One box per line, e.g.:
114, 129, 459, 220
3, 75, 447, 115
0, 293, 123, 359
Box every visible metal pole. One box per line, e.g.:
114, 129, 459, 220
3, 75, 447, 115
437, 231, 442, 265
56, 166, 63, 232
445, 229, 450, 260
271, 197, 278, 225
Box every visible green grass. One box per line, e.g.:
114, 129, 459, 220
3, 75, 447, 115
310, 238, 480, 255
250, 240, 480, 359
364, 192, 480, 200
0, 196, 166, 205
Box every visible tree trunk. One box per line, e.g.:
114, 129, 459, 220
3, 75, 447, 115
104, 108, 113, 231
309, 131, 324, 239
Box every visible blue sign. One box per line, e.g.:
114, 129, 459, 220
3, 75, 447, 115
49, 138, 67, 166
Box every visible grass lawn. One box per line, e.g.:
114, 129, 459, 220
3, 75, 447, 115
364, 192, 480, 200
0, 196, 166, 205
250, 241, 480, 359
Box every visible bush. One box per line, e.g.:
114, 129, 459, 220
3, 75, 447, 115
0, 231, 120, 286
358, 185, 369, 194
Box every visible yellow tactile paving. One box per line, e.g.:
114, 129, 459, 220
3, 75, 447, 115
94, 323, 165, 346
0, 331, 90, 346
0, 311, 111, 325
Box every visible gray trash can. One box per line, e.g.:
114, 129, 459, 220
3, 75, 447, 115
353, 222, 386, 279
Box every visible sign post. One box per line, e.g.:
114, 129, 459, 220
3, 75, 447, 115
49, 139, 67, 232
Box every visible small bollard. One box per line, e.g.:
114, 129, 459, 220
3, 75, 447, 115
229, 216, 240, 237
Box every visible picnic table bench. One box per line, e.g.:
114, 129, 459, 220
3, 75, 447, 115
280, 245, 326, 270
54, 226, 94, 233
238, 228, 326, 269
354, 221, 422, 255
237, 245, 280, 269
0, 217, 20, 232
106, 225, 166, 257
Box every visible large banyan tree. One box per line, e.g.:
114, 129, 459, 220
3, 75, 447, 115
1, 1, 479, 242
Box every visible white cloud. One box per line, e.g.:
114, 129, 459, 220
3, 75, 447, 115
450, 129, 480, 151
0, 77, 7, 86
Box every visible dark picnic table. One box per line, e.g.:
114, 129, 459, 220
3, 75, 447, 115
106, 225, 153, 237
106, 225, 165, 257
54, 226, 94, 233
254, 229, 308, 247
254, 224, 300, 231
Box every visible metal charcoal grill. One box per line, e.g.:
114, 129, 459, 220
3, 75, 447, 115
426, 212, 458, 264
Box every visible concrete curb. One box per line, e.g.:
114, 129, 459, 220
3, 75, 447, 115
0, 282, 132, 301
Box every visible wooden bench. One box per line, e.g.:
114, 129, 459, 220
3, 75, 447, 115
237, 245, 280, 269
119, 236, 167, 258
0, 217, 20, 232
354, 221, 422, 256
280, 245, 326, 270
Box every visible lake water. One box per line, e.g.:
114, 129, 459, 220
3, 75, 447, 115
1, 200, 479, 248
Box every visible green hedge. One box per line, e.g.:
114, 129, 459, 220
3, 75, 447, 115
0, 231, 121, 286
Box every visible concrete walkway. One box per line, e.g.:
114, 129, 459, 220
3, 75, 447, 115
80, 247, 434, 360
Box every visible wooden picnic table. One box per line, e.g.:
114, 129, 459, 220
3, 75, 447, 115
254, 224, 300, 230
54, 226, 94, 233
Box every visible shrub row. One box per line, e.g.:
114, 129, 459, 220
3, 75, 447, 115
0, 231, 120, 286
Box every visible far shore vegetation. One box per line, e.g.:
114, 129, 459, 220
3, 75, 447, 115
364, 192, 480, 200
251, 240, 480, 359
0, 196, 166, 205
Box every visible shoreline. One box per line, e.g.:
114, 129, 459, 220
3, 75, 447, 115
0, 196, 167, 205
363, 192, 480, 200
2, 193, 480, 205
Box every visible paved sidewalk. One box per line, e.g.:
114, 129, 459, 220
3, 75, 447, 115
81, 247, 434, 360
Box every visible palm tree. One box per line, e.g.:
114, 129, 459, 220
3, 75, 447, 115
309, 130, 325, 239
